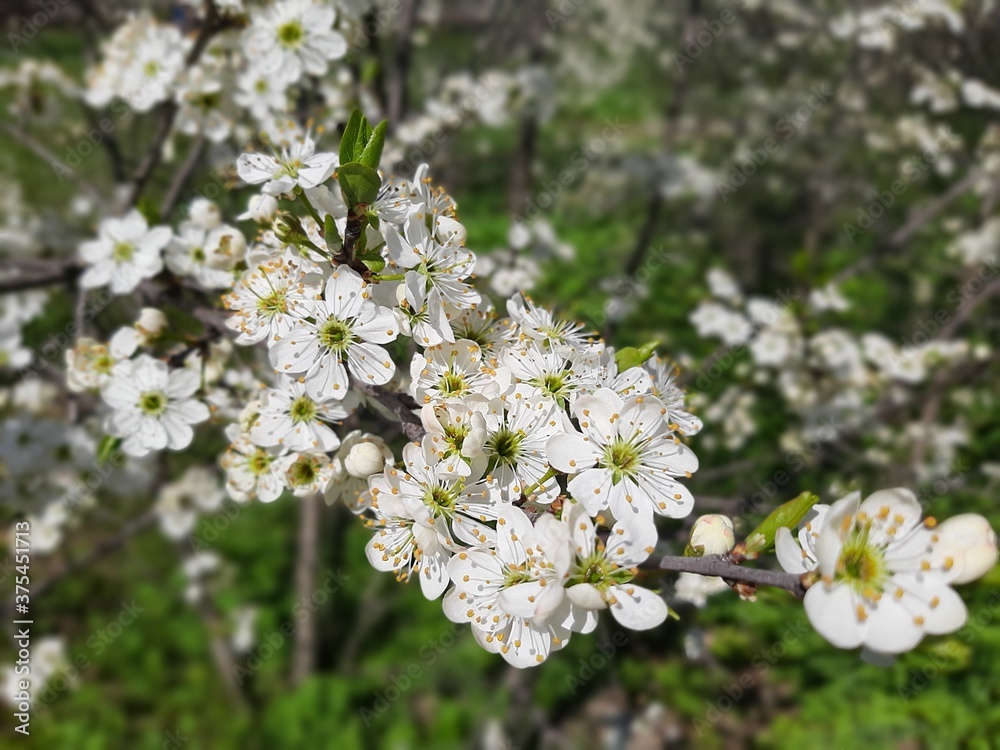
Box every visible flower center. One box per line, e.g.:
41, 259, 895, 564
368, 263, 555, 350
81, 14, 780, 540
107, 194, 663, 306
113, 242, 135, 262
289, 396, 317, 424
138, 391, 167, 416
423, 484, 458, 516
437, 371, 467, 397
568, 552, 633, 590
600, 438, 642, 484
276, 20, 304, 48
837, 524, 888, 594
318, 316, 354, 353
191, 246, 206, 262
248, 449, 272, 476
256, 288, 288, 318
288, 456, 318, 486
488, 428, 525, 466
143, 61, 160, 78
530, 371, 571, 404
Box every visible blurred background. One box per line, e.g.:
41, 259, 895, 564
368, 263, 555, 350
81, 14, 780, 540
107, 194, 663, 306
2, 0, 1000, 748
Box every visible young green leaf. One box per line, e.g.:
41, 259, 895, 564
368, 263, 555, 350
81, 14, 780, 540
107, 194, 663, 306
338, 162, 382, 207
97, 435, 122, 465
358, 120, 387, 170
614, 341, 660, 371
339, 110, 369, 165
744, 491, 820, 555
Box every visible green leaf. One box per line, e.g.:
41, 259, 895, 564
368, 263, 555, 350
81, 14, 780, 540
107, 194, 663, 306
97, 436, 122, 465
614, 341, 660, 371
744, 491, 820, 555
339, 110, 366, 164
358, 120, 387, 170
338, 162, 382, 207
355, 249, 385, 273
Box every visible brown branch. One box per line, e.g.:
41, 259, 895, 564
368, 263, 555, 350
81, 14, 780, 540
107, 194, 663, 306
351, 379, 424, 441
291, 492, 321, 686
652, 553, 807, 598
0, 263, 81, 294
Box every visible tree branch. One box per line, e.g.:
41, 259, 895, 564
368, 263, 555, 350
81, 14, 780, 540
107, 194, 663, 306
652, 553, 807, 598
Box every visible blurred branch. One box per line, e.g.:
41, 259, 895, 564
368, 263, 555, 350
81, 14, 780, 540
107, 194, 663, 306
0, 261, 81, 294
351, 378, 424, 441
291, 492, 322, 686
160, 134, 208, 220
0, 124, 104, 204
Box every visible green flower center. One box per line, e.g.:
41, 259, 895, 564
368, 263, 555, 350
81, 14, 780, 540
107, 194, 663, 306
194, 92, 220, 111
113, 242, 135, 262
191, 246, 206, 262
254, 79, 269, 94
437, 371, 467, 397
529, 371, 571, 405
503, 567, 535, 587
600, 437, 642, 484
838, 524, 888, 594
289, 396, 317, 424
248, 449, 272, 476
256, 288, 288, 318
488, 428, 525, 466
93, 352, 114, 375
568, 552, 633, 590
288, 457, 318, 486
277, 20, 304, 48
423, 485, 458, 516
143, 61, 160, 78
318, 316, 354, 353
138, 391, 167, 416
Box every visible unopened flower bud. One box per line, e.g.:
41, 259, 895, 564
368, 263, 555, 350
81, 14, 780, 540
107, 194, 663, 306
689, 514, 735, 556
272, 213, 307, 245
344, 441, 387, 478
189, 197, 222, 229
933, 513, 998, 584
239, 194, 279, 224
134, 308, 167, 344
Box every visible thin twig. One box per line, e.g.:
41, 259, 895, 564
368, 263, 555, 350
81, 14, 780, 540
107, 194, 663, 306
653, 554, 807, 598
0, 124, 104, 203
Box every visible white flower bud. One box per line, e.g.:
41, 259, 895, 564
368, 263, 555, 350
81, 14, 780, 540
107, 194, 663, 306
934, 513, 998, 584
189, 198, 222, 230
239, 194, 279, 223
344, 441, 387, 479
134, 307, 167, 344
689, 514, 735, 555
